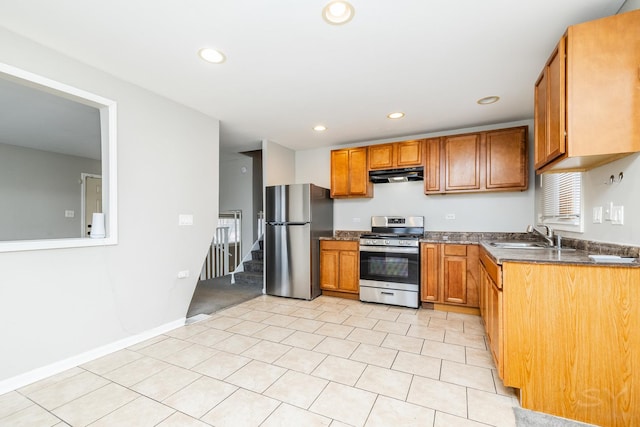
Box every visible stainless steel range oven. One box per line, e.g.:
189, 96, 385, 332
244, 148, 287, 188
359, 216, 424, 308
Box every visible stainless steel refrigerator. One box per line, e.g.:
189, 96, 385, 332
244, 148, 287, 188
265, 183, 333, 300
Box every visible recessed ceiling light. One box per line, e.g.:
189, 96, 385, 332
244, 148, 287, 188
477, 96, 500, 105
198, 48, 226, 64
322, 1, 355, 25
313, 125, 327, 132
387, 112, 405, 119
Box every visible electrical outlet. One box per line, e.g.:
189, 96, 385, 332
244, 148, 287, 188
64, 210, 75, 218
177, 270, 190, 279
445, 213, 456, 220
604, 202, 613, 221
352, 217, 361, 223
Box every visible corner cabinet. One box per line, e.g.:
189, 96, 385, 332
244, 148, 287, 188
368, 140, 424, 170
330, 147, 373, 198
420, 243, 479, 311
425, 126, 528, 195
534, 10, 640, 173
319, 240, 359, 299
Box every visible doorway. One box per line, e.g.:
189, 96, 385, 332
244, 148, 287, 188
81, 173, 102, 237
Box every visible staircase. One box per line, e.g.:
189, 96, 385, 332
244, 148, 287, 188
234, 239, 263, 286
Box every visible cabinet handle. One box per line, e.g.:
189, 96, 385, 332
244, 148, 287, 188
381, 292, 395, 296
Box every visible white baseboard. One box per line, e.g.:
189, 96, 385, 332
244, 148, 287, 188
0, 317, 186, 395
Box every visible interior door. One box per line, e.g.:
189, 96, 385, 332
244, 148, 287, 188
85, 176, 102, 236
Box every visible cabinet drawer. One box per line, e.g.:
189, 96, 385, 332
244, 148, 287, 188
444, 244, 467, 256
320, 240, 358, 251
479, 248, 501, 289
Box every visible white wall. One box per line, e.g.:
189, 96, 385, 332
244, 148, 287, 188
619, 0, 640, 13
0, 143, 101, 240
296, 120, 536, 232
0, 29, 219, 386
263, 139, 295, 186
219, 155, 255, 258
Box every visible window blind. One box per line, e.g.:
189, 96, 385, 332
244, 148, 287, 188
541, 172, 582, 222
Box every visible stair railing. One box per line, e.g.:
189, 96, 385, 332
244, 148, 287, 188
257, 210, 264, 238
200, 210, 242, 280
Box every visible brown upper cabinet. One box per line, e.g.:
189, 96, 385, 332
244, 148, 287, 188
425, 126, 528, 195
330, 147, 373, 198
534, 10, 640, 173
368, 140, 424, 170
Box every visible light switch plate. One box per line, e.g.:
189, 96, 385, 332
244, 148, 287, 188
179, 214, 193, 226
592, 206, 603, 224
611, 205, 624, 225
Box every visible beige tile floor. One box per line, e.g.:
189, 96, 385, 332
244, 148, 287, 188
0, 295, 520, 427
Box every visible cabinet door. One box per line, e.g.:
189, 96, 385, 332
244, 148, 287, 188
444, 134, 481, 191
546, 38, 566, 164
396, 140, 423, 167
330, 149, 350, 197
488, 277, 502, 377
465, 245, 480, 307
485, 127, 528, 190
420, 243, 440, 302
424, 138, 441, 193
338, 250, 359, 293
347, 147, 371, 197
479, 265, 490, 331
319, 249, 339, 290
442, 245, 467, 304
368, 144, 394, 170
534, 70, 548, 169
535, 39, 566, 170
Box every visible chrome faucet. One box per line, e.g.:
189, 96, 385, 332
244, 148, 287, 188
527, 224, 555, 247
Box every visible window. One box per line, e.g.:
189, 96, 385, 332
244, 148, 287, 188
541, 172, 583, 232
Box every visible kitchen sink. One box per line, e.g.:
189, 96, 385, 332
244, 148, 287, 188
488, 241, 576, 251
489, 241, 552, 249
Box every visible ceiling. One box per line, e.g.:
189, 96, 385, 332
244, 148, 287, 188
0, 0, 626, 155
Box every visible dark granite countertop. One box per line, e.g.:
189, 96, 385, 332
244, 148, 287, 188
327, 230, 639, 266
479, 240, 639, 267
319, 236, 360, 241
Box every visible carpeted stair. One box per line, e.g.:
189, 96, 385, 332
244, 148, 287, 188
234, 239, 263, 286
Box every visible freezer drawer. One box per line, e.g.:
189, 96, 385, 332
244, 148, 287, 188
265, 223, 315, 300
359, 283, 419, 308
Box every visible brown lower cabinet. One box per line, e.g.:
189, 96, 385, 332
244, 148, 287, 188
478, 246, 503, 377
420, 243, 479, 310
319, 240, 359, 299
478, 245, 640, 426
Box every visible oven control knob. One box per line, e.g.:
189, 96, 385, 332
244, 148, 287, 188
385, 240, 390, 245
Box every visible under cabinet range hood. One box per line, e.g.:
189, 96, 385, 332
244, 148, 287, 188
369, 166, 424, 183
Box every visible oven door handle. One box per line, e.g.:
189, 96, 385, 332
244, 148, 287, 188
380, 291, 395, 296
359, 246, 418, 254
